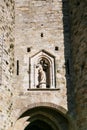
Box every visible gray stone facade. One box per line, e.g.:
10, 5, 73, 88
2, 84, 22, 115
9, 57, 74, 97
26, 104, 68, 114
0, 0, 15, 129
69, 0, 87, 130
0, 0, 87, 130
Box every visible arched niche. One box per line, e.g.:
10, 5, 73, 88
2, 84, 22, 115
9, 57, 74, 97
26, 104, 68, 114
29, 50, 55, 89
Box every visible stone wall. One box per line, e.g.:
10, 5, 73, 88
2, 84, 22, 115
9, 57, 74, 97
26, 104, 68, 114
69, 0, 87, 130
1, 0, 85, 129
62, 0, 75, 117
14, 0, 65, 90
0, 0, 75, 129
0, 0, 15, 130
11, 0, 72, 126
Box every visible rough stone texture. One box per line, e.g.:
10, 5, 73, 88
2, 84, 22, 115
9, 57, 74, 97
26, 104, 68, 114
12, 1, 71, 129
0, 0, 15, 130
69, 0, 87, 130
0, 0, 87, 130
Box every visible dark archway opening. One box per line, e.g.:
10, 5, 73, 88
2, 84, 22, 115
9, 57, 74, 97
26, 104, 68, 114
19, 106, 70, 130
24, 120, 53, 130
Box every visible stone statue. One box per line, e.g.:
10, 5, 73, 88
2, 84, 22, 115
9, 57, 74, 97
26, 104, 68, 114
36, 63, 46, 88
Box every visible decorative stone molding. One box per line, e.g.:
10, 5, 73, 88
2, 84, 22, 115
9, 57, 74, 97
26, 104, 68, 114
29, 50, 55, 89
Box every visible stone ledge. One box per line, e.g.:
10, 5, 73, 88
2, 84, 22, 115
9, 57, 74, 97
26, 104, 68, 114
27, 88, 60, 91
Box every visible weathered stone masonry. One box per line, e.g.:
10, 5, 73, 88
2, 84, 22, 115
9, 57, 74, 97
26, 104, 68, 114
0, 0, 15, 130
0, 0, 87, 130
69, 0, 87, 130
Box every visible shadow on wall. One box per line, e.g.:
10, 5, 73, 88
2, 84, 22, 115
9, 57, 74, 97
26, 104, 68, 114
62, 0, 76, 117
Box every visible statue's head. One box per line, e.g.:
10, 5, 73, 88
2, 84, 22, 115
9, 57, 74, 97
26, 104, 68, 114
36, 64, 43, 72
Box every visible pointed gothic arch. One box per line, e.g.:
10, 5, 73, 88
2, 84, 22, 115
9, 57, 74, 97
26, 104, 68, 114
29, 50, 55, 89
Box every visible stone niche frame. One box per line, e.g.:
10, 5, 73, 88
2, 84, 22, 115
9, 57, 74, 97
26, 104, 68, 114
29, 50, 56, 89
